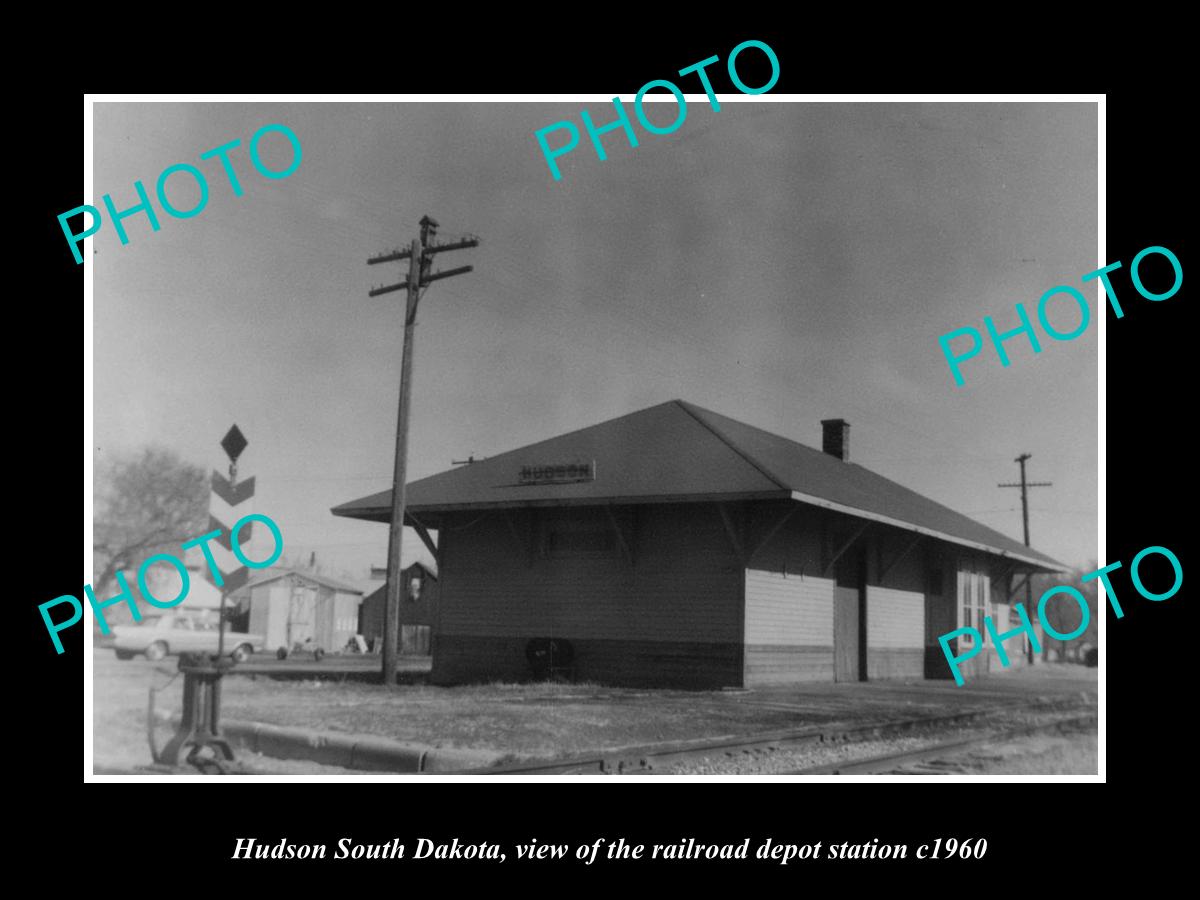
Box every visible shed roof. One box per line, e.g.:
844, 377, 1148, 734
362, 564, 439, 602
332, 400, 1064, 571
239, 568, 365, 595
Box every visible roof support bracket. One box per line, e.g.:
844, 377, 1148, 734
503, 509, 535, 567
1009, 572, 1031, 603
746, 506, 798, 566
716, 503, 747, 567
406, 512, 440, 568
604, 505, 635, 569
823, 522, 870, 577
879, 534, 923, 584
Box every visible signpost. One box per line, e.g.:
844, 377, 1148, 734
208, 424, 256, 602
155, 425, 251, 773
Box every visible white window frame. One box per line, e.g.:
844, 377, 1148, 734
958, 563, 992, 647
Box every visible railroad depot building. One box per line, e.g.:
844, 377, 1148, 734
332, 400, 1063, 689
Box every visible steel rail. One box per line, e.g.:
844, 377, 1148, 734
784, 712, 1097, 775
453, 697, 1095, 776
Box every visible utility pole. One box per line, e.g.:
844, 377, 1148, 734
999, 453, 1052, 664
368, 216, 479, 687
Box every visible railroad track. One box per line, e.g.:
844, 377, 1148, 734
784, 711, 1097, 775
456, 697, 1095, 776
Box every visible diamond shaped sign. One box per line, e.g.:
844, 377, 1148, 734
220, 425, 248, 462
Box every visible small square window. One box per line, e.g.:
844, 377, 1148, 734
543, 511, 620, 559
548, 528, 615, 557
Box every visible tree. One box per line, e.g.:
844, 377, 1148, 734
92, 446, 209, 617
1032, 563, 1099, 663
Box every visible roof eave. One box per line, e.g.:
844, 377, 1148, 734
239, 570, 366, 595
787, 490, 1064, 572
328, 489, 1063, 572
331, 490, 795, 524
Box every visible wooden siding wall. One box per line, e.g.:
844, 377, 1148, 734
744, 570, 835, 684
249, 584, 290, 651
248, 585, 271, 647
314, 586, 335, 651
742, 505, 831, 684
866, 587, 924, 646
430, 497, 1021, 689
866, 530, 926, 679
331, 592, 361, 652
865, 585, 924, 678
310, 588, 361, 652
248, 582, 361, 654
433, 504, 745, 689
739, 506, 938, 684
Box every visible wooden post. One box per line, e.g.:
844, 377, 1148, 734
381, 237, 422, 687
368, 219, 478, 686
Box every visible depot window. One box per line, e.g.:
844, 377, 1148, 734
957, 563, 991, 647
544, 510, 618, 559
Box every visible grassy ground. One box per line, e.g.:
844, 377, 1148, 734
93, 651, 1097, 772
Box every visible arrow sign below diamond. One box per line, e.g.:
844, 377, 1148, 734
207, 425, 255, 595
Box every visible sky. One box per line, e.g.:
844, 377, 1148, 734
91, 99, 1099, 582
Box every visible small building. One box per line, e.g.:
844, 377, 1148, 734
332, 400, 1064, 688
144, 557, 224, 610
358, 561, 440, 654
94, 555, 226, 639
233, 569, 365, 655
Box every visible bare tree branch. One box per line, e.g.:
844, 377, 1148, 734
92, 446, 209, 606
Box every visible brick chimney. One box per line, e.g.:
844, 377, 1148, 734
821, 418, 850, 461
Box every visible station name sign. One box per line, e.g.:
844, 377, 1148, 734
518, 461, 596, 486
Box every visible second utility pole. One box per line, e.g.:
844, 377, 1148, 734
999, 452, 1052, 665
368, 215, 478, 686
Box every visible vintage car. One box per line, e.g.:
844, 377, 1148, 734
111, 610, 263, 662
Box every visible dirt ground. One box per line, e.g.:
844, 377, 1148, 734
91, 651, 1097, 773
663, 713, 1097, 775
940, 732, 1097, 775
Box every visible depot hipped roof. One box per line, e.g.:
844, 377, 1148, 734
332, 400, 1064, 570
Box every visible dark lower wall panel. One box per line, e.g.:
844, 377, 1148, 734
867, 648, 924, 680
744, 645, 833, 685
925, 641, 1036, 681
925, 644, 993, 680
433, 634, 743, 689
925, 645, 953, 679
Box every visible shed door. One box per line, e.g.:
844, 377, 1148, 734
288, 586, 317, 645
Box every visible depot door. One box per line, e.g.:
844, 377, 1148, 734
833, 544, 866, 682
